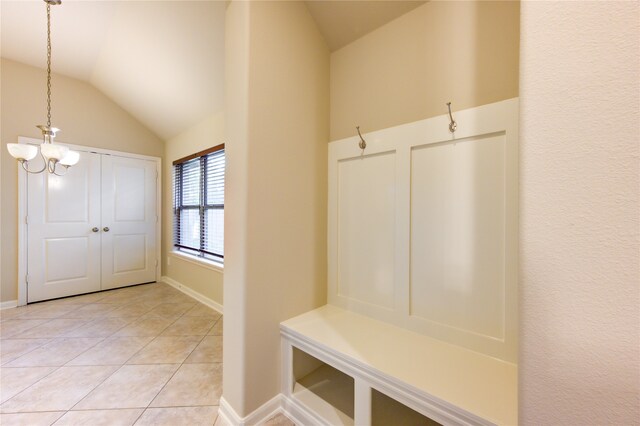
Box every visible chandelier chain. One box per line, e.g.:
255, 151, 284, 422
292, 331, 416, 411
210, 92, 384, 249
46, 2, 52, 128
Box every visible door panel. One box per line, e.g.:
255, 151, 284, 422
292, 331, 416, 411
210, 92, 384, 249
27, 152, 102, 302
112, 234, 147, 273
101, 155, 157, 290
45, 237, 91, 282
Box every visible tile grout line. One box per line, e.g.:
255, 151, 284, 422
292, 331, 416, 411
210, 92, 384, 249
0, 332, 114, 411
0, 301, 143, 410
66, 309, 187, 414
1, 307, 97, 410
65, 296, 205, 415
61, 315, 149, 366
1, 283, 221, 424
0, 365, 64, 410
0, 320, 51, 339
133, 306, 218, 424
137, 310, 211, 407
1, 338, 54, 366
1, 305, 145, 411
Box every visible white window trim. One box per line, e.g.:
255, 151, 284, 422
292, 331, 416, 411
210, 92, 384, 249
169, 250, 224, 273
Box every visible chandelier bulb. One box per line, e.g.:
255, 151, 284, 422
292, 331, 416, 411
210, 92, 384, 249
5, 0, 78, 175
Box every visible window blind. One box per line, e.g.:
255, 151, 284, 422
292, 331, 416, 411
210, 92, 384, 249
173, 144, 225, 262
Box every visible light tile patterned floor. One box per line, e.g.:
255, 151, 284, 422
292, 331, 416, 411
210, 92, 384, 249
0, 282, 223, 425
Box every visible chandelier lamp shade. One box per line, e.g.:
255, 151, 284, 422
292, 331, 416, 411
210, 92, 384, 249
6, 0, 80, 175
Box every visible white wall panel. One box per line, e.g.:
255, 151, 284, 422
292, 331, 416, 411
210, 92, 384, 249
328, 99, 519, 362
337, 152, 396, 309
410, 134, 506, 340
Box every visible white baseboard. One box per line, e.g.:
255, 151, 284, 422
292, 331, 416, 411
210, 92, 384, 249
219, 395, 300, 426
0, 300, 18, 310
160, 276, 223, 315
281, 394, 319, 426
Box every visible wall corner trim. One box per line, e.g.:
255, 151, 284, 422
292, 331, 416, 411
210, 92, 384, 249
218, 393, 318, 426
161, 276, 224, 315
219, 394, 283, 426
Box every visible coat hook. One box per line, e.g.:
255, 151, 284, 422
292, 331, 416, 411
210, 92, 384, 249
446, 102, 457, 133
356, 126, 367, 150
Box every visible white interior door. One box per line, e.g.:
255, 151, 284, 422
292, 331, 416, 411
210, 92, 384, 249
101, 155, 158, 290
27, 152, 102, 302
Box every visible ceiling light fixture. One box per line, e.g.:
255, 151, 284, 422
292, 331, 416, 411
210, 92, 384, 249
6, 0, 79, 175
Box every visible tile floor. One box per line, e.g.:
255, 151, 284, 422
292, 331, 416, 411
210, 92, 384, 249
0, 282, 224, 425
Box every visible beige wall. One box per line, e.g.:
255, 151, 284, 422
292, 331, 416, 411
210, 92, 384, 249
223, 0, 329, 416
0, 58, 164, 302
162, 112, 225, 305
519, 1, 639, 424
330, 1, 519, 141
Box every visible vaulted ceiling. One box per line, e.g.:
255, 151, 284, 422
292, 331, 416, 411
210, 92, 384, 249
1, 0, 424, 140
305, 0, 425, 51
1, 0, 226, 140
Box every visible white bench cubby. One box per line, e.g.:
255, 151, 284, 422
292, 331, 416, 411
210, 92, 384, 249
281, 306, 517, 426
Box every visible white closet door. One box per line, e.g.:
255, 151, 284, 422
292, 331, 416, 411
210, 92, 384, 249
27, 152, 102, 302
101, 155, 157, 290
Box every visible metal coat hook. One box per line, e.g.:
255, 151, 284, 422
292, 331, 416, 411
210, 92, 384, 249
446, 102, 457, 133
356, 126, 367, 150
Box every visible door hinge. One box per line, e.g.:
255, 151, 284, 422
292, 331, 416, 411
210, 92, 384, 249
25, 275, 29, 284
155, 259, 159, 268
25, 216, 29, 225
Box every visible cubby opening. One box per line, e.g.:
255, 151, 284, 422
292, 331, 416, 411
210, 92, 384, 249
292, 347, 355, 425
372, 389, 441, 426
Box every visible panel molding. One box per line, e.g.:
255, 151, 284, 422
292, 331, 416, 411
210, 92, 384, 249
327, 98, 519, 362
336, 150, 397, 310
409, 132, 507, 341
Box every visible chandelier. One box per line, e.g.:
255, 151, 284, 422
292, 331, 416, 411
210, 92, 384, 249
6, 0, 79, 175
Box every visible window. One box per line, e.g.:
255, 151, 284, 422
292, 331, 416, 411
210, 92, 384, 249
173, 144, 225, 263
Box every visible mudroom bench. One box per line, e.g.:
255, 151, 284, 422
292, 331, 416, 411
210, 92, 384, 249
280, 305, 517, 426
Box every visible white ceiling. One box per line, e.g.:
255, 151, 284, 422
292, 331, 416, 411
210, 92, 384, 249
1, 0, 423, 139
0, 0, 226, 140
305, 0, 426, 51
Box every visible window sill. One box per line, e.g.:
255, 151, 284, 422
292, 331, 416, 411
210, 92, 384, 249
169, 251, 224, 273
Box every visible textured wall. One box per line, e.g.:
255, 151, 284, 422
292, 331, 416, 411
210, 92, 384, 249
519, 1, 639, 424
223, 0, 329, 417
330, 1, 519, 141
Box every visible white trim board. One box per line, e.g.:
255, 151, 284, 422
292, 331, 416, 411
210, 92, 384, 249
0, 300, 18, 310
327, 98, 519, 363
219, 389, 445, 426
16, 137, 162, 306
219, 395, 293, 426
280, 305, 514, 426
219, 395, 308, 426
161, 276, 223, 315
